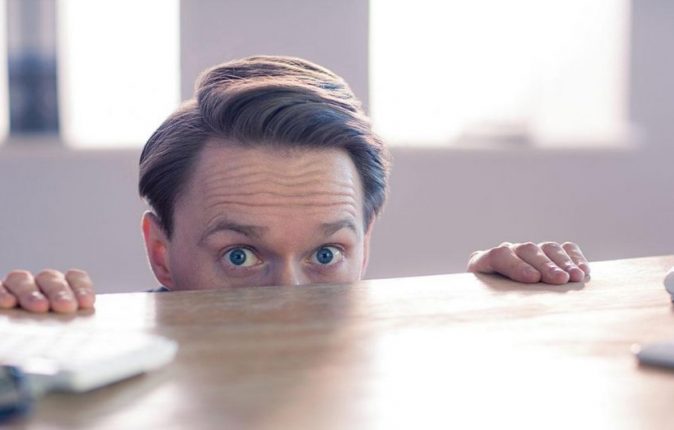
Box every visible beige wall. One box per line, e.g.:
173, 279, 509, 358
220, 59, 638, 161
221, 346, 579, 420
0, 0, 672, 292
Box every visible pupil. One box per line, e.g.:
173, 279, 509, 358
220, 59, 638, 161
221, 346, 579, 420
317, 248, 333, 264
229, 249, 247, 266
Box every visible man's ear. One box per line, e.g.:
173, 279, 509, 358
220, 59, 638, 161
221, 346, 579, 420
361, 218, 376, 276
141, 211, 174, 288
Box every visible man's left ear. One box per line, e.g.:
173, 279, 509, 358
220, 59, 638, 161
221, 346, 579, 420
361, 218, 376, 275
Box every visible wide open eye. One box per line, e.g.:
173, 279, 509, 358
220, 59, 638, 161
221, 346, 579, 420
223, 247, 261, 268
312, 246, 343, 266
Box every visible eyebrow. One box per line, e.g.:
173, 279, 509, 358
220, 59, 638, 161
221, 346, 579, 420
200, 219, 268, 244
200, 217, 358, 244
320, 219, 358, 237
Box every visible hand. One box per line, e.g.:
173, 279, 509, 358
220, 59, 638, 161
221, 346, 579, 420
467, 242, 590, 284
0, 269, 96, 313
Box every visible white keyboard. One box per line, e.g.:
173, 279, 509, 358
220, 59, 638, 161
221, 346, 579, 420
0, 326, 178, 394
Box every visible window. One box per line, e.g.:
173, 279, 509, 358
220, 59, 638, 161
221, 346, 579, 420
370, 0, 631, 147
1, 0, 179, 148
7, 0, 59, 136
57, 0, 180, 148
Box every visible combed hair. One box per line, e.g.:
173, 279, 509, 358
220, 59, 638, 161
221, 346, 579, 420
139, 55, 390, 237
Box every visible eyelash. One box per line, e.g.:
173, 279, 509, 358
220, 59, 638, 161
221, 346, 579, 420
220, 246, 262, 271
219, 244, 347, 272
307, 245, 348, 277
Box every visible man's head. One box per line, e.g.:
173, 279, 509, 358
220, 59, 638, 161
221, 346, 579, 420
137, 56, 390, 289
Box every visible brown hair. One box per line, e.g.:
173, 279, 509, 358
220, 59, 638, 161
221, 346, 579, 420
139, 56, 390, 237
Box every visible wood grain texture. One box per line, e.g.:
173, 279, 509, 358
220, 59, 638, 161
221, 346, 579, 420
3, 256, 674, 429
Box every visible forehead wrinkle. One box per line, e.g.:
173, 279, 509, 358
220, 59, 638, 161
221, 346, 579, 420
207, 190, 357, 200
202, 180, 358, 206
202, 178, 357, 197
220, 178, 354, 190
203, 198, 358, 212
200, 168, 350, 191
201, 174, 358, 207
203, 192, 358, 219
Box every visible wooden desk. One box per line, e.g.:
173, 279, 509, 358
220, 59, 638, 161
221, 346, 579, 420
3, 256, 674, 429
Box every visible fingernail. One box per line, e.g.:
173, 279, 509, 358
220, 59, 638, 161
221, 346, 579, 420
569, 268, 584, 281
0, 293, 16, 307
28, 291, 46, 302
552, 268, 568, 278
56, 291, 75, 301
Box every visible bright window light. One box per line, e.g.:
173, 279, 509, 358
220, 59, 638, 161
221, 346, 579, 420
57, 0, 180, 148
370, 0, 631, 147
0, 0, 8, 142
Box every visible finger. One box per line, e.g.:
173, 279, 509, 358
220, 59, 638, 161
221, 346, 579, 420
65, 269, 95, 309
471, 245, 541, 283
512, 243, 570, 284
35, 270, 78, 314
539, 242, 585, 282
0, 282, 17, 309
467, 242, 514, 272
562, 242, 591, 276
3, 271, 49, 313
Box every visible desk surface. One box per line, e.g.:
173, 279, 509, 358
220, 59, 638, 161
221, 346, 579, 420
3, 256, 674, 430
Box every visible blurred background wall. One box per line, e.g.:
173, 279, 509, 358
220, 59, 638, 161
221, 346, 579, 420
0, 0, 673, 293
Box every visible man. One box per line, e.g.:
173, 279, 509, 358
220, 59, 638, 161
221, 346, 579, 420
0, 56, 590, 314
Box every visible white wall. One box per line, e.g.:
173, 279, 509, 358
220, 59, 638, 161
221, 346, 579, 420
179, 0, 369, 108
367, 144, 674, 278
0, 146, 153, 292
0, 0, 672, 292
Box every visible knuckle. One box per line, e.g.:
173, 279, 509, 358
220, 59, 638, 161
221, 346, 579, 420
562, 241, 578, 250
5, 270, 33, 283
488, 246, 511, 260
513, 242, 537, 254
36, 269, 64, 283
65, 269, 88, 279
65, 269, 92, 287
467, 252, 481, 270
540, 242, 561, 253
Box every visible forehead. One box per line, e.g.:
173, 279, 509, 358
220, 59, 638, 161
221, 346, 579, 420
175, 140, 364, 231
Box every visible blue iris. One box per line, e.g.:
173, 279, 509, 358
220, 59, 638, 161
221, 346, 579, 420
316, 247, 334, 265
228, 248, 247, 266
